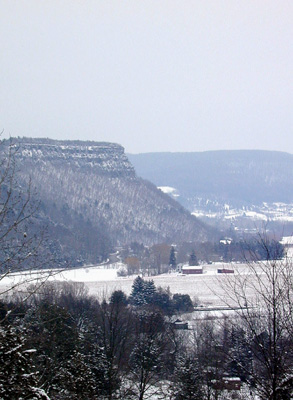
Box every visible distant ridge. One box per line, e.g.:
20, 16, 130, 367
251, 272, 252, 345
128, 150, 293, 209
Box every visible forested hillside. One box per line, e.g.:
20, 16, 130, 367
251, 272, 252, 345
1, 138, 215, 266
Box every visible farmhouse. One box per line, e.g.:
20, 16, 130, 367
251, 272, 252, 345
181, 265, 203, 274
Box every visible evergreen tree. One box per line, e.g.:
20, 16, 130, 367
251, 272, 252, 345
171, 356, 203, 400
169, 246, 177, 269
189, 250, 198, 266
89, 342, 121, 399
129, 276, 156, 306
172, 294, 194, 312
109, 290, 128, 306
50, 350, 97, 400
256, 239, 284, 260
0, 324, 49, 400
129, 276, 147, 306
152, 286, 173, 315
24, 302, 79, 395
143, 280, 156, 304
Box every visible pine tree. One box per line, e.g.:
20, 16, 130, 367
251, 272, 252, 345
24, 302, 79, 395
169, 246, 177, 269
172, 293, 194, 312
109, 290, 128, 306
143, 280, 156, 304
50, 350, 97, 400
171, 356, 203, 400
0, 324, 49, 400
129, 276, 147, 306
129, 276, 157, 306
89, 343, 121, 399
189, 250, 198, 266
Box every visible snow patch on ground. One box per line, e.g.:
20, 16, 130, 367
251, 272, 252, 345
0, 265, 119, 287
51, 266, 118, 282
280, 236, 293, 245
158, 186, 179, 197
158, 186, 176, 194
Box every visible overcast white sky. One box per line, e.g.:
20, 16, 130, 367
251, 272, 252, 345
1, 1, 293, 154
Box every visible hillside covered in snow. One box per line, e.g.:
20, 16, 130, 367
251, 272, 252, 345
2, 138, 216, 266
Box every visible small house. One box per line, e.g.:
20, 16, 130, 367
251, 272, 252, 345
181, 265, 203, 274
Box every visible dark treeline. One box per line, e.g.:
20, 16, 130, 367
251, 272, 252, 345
120, 238, 285, 277
1, 278, 292, 400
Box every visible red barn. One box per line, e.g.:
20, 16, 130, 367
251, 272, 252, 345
182, 266, 203, 274
217, 268, 234, 274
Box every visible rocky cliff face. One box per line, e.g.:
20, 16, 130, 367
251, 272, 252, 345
14, 138, 135, 177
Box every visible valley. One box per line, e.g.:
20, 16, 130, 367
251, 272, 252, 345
130, 150, 293, 236
1, 139, 292, 400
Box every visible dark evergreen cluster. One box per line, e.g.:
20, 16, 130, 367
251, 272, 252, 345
188, 249, 198, 266
169, 246, 177, 269
129, 276, 194, 314
176, 238, 285, 264
0, 283, 178, 400
1, 277, 293, 400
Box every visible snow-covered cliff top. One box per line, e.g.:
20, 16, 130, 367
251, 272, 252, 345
6, 138, 135, 177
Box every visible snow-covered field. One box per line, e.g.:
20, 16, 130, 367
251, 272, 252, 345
2, 235, 292, 307
0, 262, 258, 306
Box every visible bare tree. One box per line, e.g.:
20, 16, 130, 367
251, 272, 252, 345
0, 139, 56, 302
128, 309, 172, 400
94, 296, 133, 400
219, 234, 293, 399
